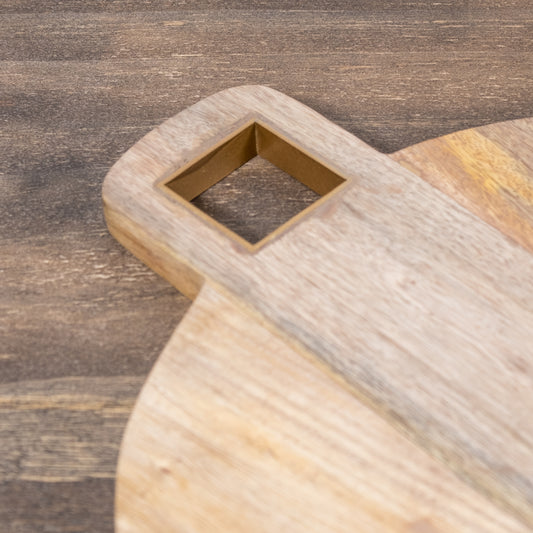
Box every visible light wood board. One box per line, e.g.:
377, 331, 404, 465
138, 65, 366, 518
3, 4, 533, 531
392, 118, 533, 254
116, 284, 528, 533
103, 86, 533, 531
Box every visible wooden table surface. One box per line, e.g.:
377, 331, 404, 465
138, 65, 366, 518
1, 2, 532, 531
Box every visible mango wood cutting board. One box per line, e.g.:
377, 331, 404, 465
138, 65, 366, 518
103, 86, 533, 532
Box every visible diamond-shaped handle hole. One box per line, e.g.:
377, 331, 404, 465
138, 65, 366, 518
164, 122, 346, 246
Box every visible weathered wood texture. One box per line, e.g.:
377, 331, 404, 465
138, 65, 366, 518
392, 118, 533, 253
117, 285, 529, 533
105, 85, 533, 529
1, 2, 532, 532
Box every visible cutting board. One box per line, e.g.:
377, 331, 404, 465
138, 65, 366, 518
391, 118, 533, 255
103, 86, 533, 532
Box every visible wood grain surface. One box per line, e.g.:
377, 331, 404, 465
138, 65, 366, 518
1, 2, 532, 532
392, 118, 533, 253
116, 284, 529, 533
106, 85, 533, 530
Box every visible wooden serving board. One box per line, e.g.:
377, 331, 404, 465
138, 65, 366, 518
103, 86, 533, 532
392, 118, 533, 255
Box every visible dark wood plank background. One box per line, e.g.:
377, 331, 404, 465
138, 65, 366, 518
1, 2, 532, 531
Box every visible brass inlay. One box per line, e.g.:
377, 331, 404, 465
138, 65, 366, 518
163, 121, 346, 247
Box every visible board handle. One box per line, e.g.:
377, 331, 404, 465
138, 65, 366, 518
102, 86, 378, 298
